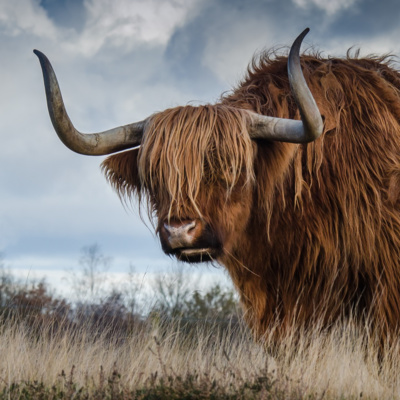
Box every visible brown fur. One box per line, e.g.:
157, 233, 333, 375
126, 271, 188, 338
103, 105, 254, 221
102, 51, 400, 342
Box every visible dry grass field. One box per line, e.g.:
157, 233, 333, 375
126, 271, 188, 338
1, 316, 400, 399
0, 257, 398, 399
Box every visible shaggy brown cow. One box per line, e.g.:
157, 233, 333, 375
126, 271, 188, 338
35, 29, 400, 342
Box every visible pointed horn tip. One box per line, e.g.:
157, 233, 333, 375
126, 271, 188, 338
295, 28, 310, 44
33, 49, 49, 63
289, 28, 311, 60
33, 49, 46, 63
33, 50, 53, 72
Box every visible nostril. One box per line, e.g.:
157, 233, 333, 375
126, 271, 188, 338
186, 221, 196, 232
162, 220, 200, 249
163, 220, 197, 237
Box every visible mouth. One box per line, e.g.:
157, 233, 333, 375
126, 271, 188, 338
173, 247, 217, 263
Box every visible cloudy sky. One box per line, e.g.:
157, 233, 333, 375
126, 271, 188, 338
1, 0, 400, 297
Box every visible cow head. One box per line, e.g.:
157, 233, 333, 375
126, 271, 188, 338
102, 105, 256, 263
34, 28, 322, 264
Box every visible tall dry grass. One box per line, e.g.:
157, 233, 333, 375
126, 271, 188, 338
0, 316, 400, 399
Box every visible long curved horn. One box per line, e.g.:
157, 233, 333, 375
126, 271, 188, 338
34, 50, 147, 155
248, 28, 323, 143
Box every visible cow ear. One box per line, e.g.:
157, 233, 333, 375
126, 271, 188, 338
101, 148, 141, 201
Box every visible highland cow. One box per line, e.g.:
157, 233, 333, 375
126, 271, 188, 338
35, 29, 400, 341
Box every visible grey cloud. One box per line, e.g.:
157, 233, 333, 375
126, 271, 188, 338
1, 0, 400, 288
325, 0, 400, 39
161, 0, 318, 92
39, 0, 86, 31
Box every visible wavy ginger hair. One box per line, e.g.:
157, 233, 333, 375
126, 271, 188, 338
102, 104, 255, 221
102, 51, 400, 343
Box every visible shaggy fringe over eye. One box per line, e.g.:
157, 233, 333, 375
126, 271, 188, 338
137, 104, 255, 219
102, 105, 255, 221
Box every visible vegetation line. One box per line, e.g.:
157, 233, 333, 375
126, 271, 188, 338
0, 253, 399, 398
